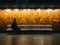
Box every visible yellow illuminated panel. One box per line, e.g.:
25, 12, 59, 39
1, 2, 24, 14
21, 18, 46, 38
0, 9, 60, 25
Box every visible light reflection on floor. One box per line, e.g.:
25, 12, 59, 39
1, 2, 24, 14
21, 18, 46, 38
0, 34, 60, 45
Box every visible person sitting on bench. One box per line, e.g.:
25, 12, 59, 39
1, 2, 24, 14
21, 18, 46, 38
11, 19, 20, 31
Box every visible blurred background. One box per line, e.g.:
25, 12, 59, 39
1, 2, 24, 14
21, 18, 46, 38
0, 9, 59, 25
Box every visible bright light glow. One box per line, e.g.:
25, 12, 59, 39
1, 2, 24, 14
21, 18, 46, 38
27, 9, 31, 12
6, 9, 11, 13
36, 9, 41, 13
23, 9, 27, 12
0, 9, 60, 24
46, 9, 52, 12
15, 9, 19, 12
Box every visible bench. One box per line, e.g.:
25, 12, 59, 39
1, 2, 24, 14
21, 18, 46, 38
6, 25, 53, 31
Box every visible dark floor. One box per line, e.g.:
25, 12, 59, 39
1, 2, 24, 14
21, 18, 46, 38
0, 33, 60, 45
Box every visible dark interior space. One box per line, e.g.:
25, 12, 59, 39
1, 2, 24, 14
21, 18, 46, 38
0, 0, 60, 4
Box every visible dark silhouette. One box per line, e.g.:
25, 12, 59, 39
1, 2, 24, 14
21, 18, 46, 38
11, 19, 20, 31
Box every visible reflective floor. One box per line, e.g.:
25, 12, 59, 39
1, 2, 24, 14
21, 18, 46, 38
0, 34, 60, 45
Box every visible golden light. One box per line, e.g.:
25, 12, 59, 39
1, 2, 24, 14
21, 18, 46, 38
27, 9, 31, 12
36, 9, 41, 13
46, 9, 53, 13
14, 9, 19, 12
0, 9, 60, 25
54, 9, 59, 12
23, 9, 27, 12
6, 9, 11, 13
26, 9, 31, 15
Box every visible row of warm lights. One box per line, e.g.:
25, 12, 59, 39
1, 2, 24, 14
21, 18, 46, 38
0, 9, 59, 24
0, 9, 59, 13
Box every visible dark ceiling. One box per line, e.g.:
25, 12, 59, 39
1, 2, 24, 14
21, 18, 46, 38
0, 0, 60, 9
0, 0, 60, 4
